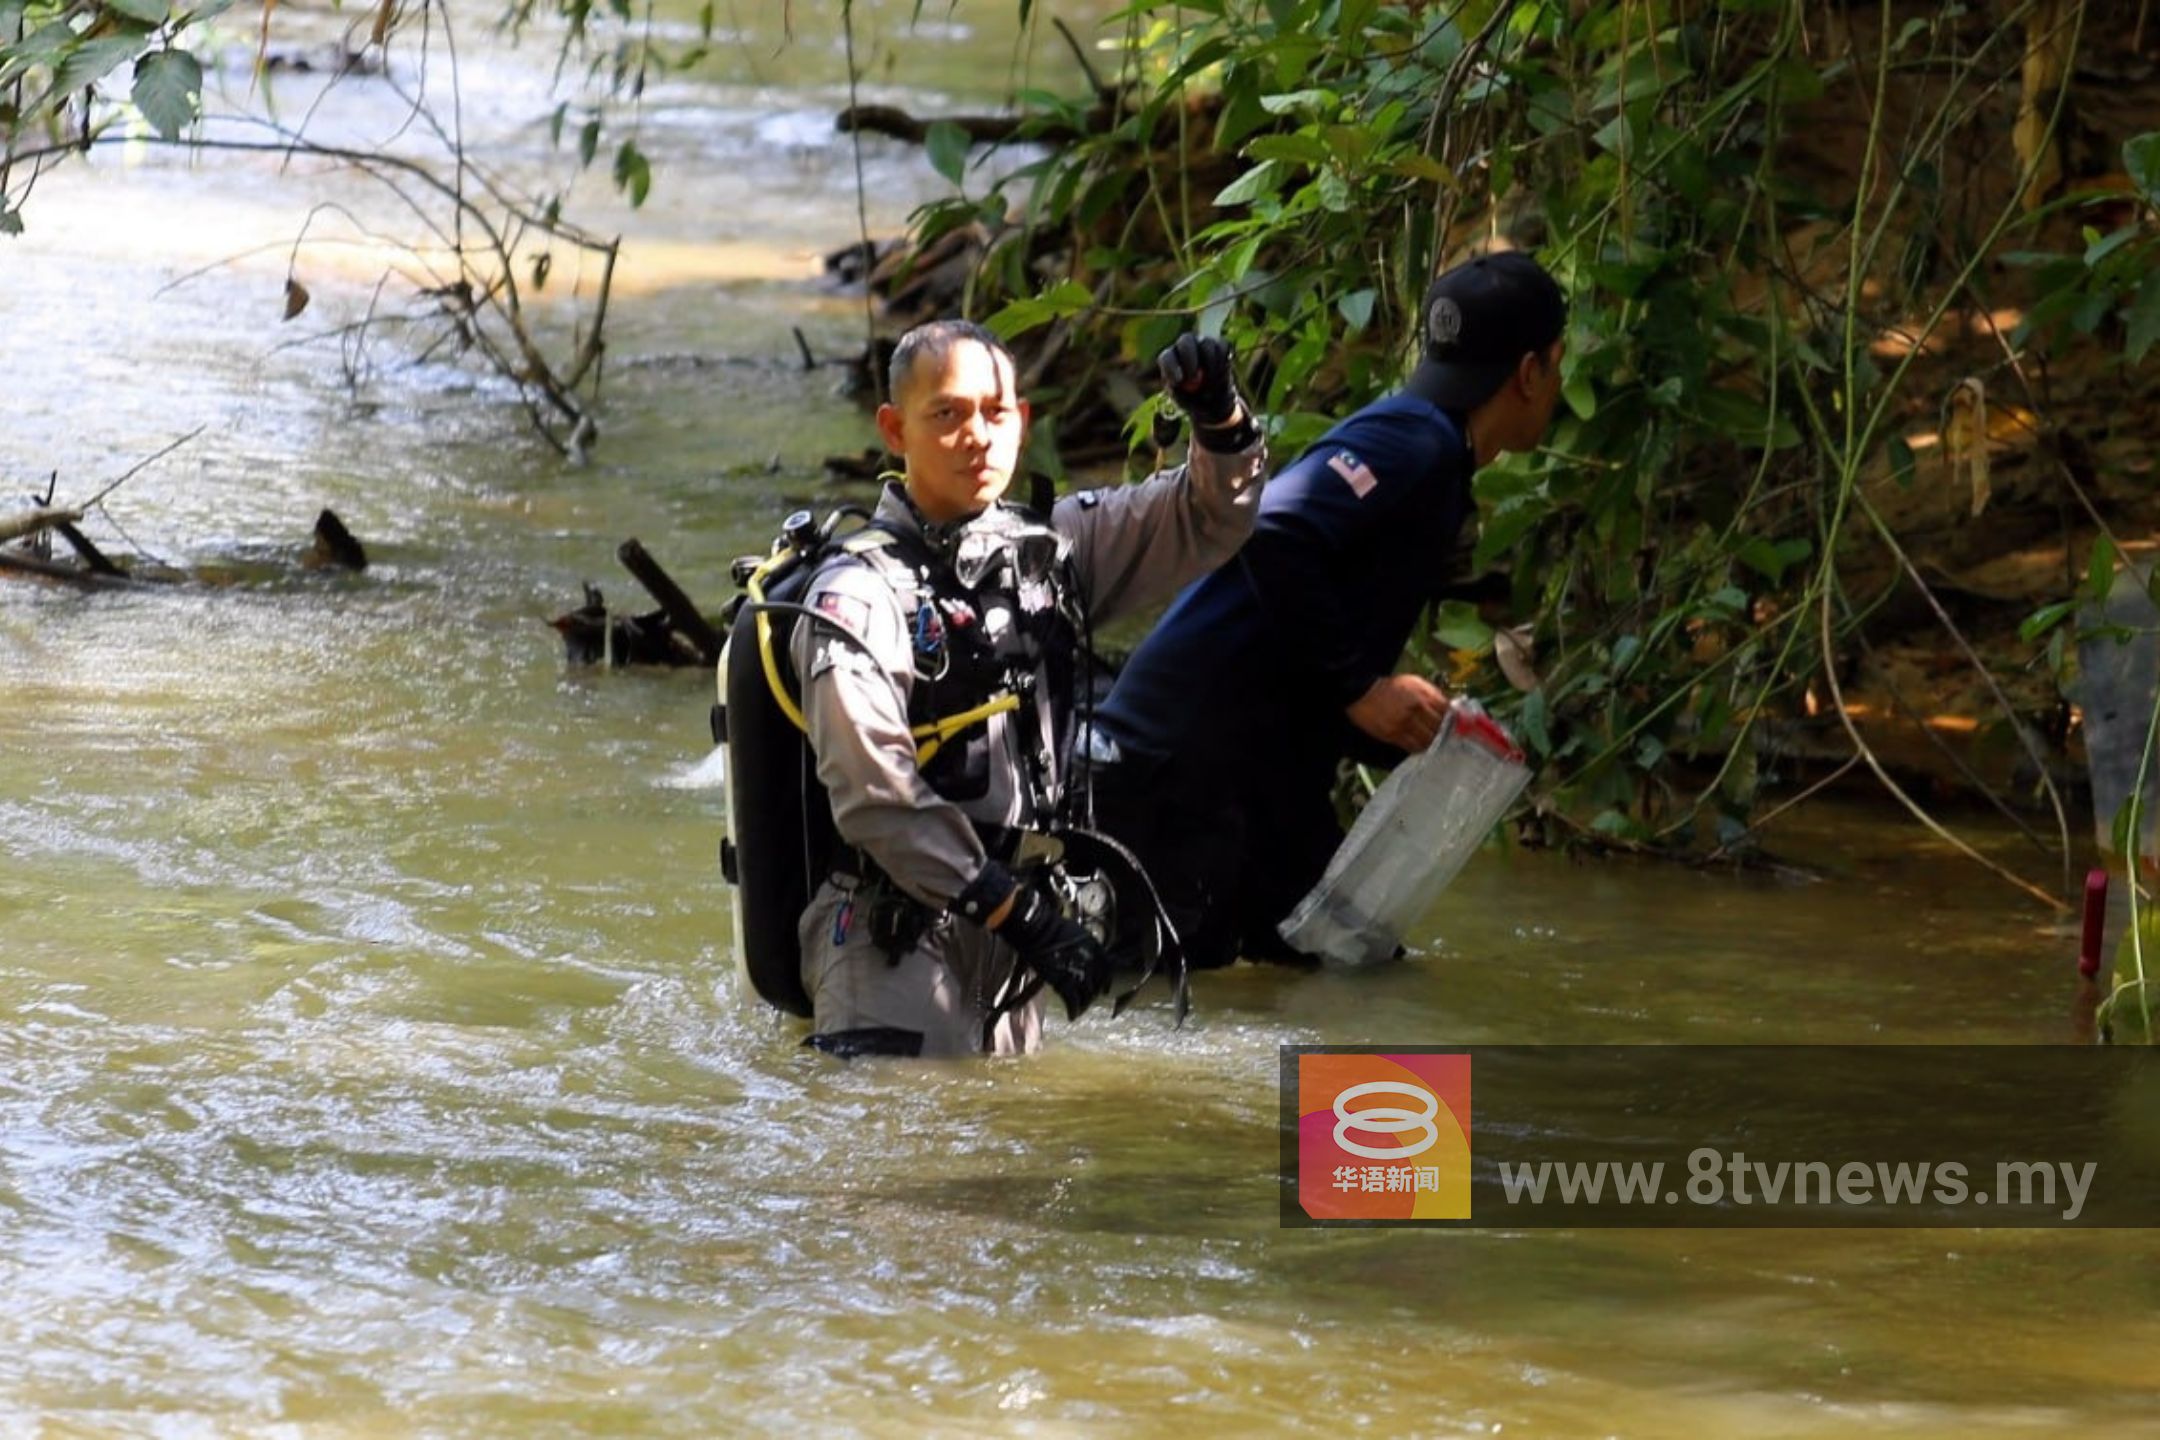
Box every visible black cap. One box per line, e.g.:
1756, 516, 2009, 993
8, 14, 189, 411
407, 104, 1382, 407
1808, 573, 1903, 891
1410, 251, 1567, 411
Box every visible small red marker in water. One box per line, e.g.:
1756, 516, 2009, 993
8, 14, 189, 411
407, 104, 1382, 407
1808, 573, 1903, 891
2078, 868, 2109, 979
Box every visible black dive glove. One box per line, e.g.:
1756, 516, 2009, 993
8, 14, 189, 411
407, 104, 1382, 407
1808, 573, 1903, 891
997, 883, 1112, 1022
1157, 333, 1257, 453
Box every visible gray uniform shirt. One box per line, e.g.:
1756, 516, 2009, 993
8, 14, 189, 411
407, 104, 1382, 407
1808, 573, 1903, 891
792, 439, 1267, 912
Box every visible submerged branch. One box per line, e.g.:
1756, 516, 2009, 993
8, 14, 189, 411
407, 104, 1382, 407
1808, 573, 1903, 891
77, 426, 206, 510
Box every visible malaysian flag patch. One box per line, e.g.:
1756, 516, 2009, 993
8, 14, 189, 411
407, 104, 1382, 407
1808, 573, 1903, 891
1327, 449, 1378, 498
814, 590, 870, 634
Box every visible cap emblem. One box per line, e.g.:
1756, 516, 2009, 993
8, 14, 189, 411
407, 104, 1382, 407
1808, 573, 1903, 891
1427, 295, 1464, 348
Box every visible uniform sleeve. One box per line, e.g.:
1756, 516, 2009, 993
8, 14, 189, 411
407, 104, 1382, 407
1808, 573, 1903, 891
1235, 434, 1425, 709
1053, 432, 1267, 627
789, 563, 991, 911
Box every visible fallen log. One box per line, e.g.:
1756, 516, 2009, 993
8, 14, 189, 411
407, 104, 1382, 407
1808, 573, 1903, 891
548, 582, 705, 668
0, 546, 140, 588
0, 507, 84, 546
836, 102, 1105, 148
617, 539, 724, 666
50, 521, 122, 576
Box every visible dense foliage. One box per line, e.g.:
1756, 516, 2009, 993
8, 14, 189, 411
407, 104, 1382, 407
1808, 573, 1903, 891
899, 0, 2155, 881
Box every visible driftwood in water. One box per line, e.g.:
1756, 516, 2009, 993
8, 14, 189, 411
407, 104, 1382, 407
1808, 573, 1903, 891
307, 508, 368, 571
550, 541, 731, 668
0, 545, 141, 589
836, 102, 1114, 149
0, 507, 83, 546
50, 521, 122, 576
1, 505, 372, 589
617, 539, 725, 666
549, 583, 707, 668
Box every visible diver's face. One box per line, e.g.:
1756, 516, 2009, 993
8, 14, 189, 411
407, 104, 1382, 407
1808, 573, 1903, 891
878, 341, 1031, 524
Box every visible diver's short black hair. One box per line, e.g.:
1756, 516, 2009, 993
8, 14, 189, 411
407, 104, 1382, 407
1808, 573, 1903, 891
887, 320, 1018, 406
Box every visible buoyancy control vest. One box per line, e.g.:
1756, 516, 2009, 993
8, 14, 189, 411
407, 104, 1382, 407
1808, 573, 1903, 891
715, 503, 1084, 1018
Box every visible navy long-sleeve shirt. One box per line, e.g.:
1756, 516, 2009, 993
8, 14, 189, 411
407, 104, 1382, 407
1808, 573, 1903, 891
1095, 390, 1472, 768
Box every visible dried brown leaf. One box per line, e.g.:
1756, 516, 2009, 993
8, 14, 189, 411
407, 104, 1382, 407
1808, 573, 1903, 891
1494, 624, 1540, 692
1945, 377, 1990, 517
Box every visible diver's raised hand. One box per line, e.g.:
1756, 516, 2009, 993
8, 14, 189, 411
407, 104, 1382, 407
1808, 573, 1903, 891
1156, 333, 1242, 431
1347, 674, 1450, 753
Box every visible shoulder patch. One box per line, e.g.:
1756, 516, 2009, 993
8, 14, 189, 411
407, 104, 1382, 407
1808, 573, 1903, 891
1327, 449, 1378, 498
814, 590, 870, 634
1075, 491, 1102, 509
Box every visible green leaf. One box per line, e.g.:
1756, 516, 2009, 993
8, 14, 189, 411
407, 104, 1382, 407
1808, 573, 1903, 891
1888, 434, 1917, 489
2086, 535, 2119, 602
1212, 160, 1279, 208
103, 0, 169, 20
1245, 133, 1331, 167
1433, 600, 1494, 653
1587, 47, 1689, 112
129, 47, 198, 141
577, 118, 600, 168
1473, 495, 1548, 569
2110, 791, 2146, 859
1735, 536, 1813, 584
1386, 150, 1452, 184
986, 280, 1092, 340
924, 120, 969, 187
612, 140, 651, 207
2125, 132, 2160, 206
56, 29, 152, 93
1771, 55, 1825, 104
7, 18, 79, 76
2125, 269, 2160, 364
2084, 225, 2139, 268
0, 204, 22, 236
1590, 112, 1635, 157
1316, 169, 1350, 212
1705, 585, 1749, 617
1562, 368, 1596, 421
2019, 600, 2078, 644
1519, 689, 1551, 758
1336, 287, 1375, 332
1258, 87, 1337, 116
1693, 385, 1781, 442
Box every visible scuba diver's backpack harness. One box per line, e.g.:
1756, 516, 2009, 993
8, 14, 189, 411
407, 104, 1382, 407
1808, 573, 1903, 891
720, 503, 1189, 1028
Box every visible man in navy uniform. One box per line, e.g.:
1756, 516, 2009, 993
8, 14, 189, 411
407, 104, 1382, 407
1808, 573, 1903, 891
1090, 251, 1568, 971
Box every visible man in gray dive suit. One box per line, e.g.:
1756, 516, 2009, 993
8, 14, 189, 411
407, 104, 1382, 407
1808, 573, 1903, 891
792, 320, 1265, 1057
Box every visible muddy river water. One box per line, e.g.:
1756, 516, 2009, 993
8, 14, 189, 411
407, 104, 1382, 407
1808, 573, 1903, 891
3, 3, 2156, 1435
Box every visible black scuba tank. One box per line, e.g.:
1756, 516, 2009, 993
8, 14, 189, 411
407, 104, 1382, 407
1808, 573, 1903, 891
717, 521, 832, 1019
